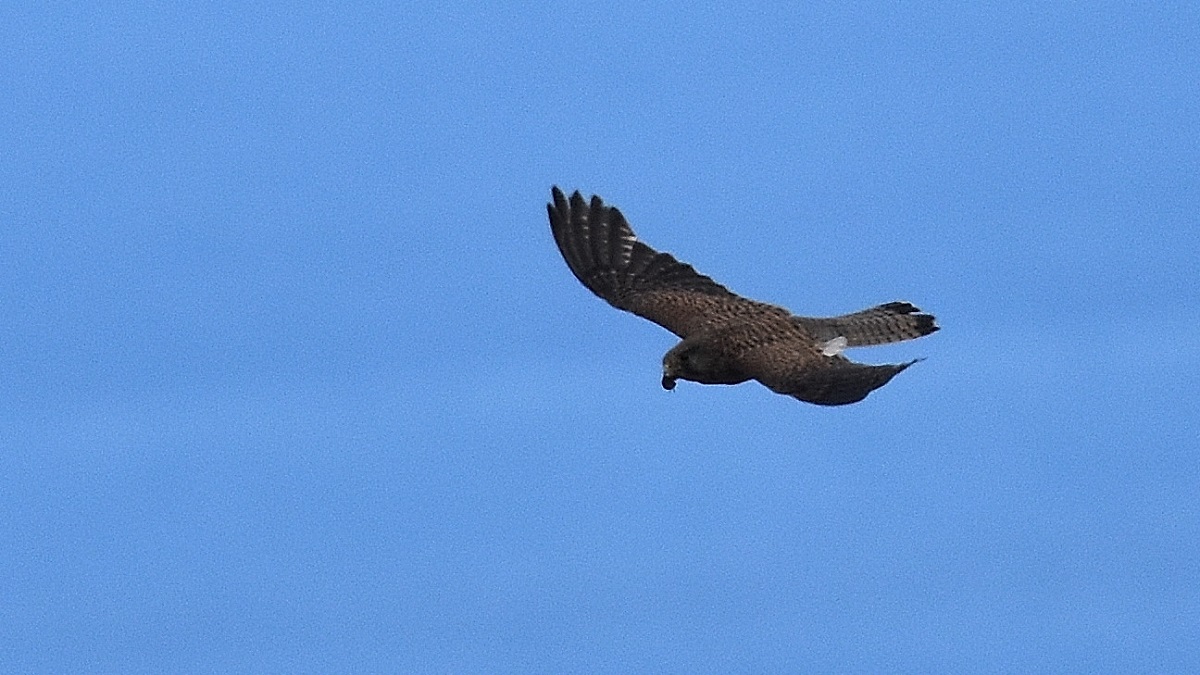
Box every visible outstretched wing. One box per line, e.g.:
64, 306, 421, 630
736, 342, 919, 406
548, 187, 778, 338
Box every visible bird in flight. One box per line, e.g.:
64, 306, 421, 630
547, 187, 939, 406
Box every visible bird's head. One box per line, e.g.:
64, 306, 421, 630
662, 341, 716, 390
662, 337, 750, 389
661, 350, 682, 390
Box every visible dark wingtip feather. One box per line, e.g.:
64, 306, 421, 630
546, 187, 737, 336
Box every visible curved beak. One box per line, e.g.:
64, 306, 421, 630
661, 373, 677, 390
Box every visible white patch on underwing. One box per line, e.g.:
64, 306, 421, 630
821, 336, 848, 356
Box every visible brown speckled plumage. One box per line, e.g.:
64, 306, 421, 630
547, 187, 939, 406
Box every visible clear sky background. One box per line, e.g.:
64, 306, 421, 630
3, 2, 1198, 672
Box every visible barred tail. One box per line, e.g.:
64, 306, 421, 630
799, 301, 939, 347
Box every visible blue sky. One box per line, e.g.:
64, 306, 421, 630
3, 2, 1198, 672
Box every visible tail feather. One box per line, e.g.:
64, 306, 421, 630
798, 301, 939, 347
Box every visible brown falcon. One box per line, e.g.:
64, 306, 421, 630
547, 187, 939, 406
